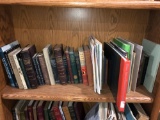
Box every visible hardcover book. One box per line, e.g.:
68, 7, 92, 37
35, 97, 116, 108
0, 40, 20, 87
36, 100, 46, 120
69, 47, 79, 84
27, 100, 35, 120
8, 48, 24, 89
104, 42, 130, 112
20, 100, 30, 120
33, 100, 39, 120
20, 45, 38, 88
44, 101, 51, 120
78, 47, 88, 86
37, 53, 50, 85
83, 45, 93, 86
65, 46, 73, 83
43, 44, 55, 85
68, 102, 77, 120
62, 101, 72, 120
54, 44, 67, 84
52, 101, 63, 120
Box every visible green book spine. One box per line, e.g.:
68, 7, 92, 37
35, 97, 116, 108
113, 38, 131, 58
44, 101, 50, 120
69, 48, 79, 84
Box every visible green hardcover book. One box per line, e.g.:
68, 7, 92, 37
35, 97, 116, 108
113, 38, 131, 58
20, 100, 30, 120
44, 101, 50, 120
69, 47, 79, 84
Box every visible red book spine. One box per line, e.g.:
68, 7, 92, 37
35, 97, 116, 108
117, 58, 130, 112
81, 66, 88, 86
53, 106, 62, 120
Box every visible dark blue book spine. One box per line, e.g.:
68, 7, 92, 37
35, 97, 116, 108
35, 56, 45, 85
32, 55, 42, 85
18, 57, 31, 88
0, 49, 16, 87
50, 57, 60, 84
75, 52, 82, 83
63, 56, 70, 83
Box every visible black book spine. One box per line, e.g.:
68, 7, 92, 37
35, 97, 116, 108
63, 56, 70, 83
32, 55, 42, 85
75, 52, 82, 83
50, 57, 60, 84
68, 106, 77, 120
35, 55, 45, 85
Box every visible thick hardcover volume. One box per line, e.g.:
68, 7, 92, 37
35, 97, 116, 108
74, 102, 85, 120
117, 58, 130, 112
20, 101, 30, 120
50, 56, 60, 84
32, 53, 42, 85
8, 48, 24, 89
47, 101, 53, 120
54, 44, 67, 84
27, 100, 35, 120
37, 53, 50, 85
35, 54, 45, 85
52, 101, 63, 120
65, 46, 73, 83
104, 42, 130, 112
0, 41, 20, 87
13, 49, 28, 89
49, 102, 56, 120
20, 45, 38, 88
63, 55, 70, 83
78, 47, 88, 86
75, 52, 82, 83
62, 102, 72, 120
37, 101, 46, 120
68, 102, 77, 120
83, 45, 93, 86
69, 47, 79, 84
18, 54, 31, 88
43, 44, 55, 85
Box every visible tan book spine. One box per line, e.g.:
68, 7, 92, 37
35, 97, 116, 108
8, 49, 24, 89
38, 53, 50, 85
62, 106, 72, 120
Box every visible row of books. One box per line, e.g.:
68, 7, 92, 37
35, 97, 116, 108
12, 100, 86, 120
0, 41, 94, 89
86, 102, 149, 120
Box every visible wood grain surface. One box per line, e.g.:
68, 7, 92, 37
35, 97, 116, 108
2, 85, 153, 103
1, 0, 160, 9
11, 6, 149, 51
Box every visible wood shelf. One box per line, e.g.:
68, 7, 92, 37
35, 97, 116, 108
1, 84, 153, 103
1, 0, 160, 9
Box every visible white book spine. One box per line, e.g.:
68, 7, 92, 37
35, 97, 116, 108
43, 47, 55, 85
13, 54, 28, 89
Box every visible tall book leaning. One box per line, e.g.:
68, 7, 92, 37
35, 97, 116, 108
104, 42, 130, 112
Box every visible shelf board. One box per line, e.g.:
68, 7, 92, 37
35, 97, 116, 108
1, 84, 153, 103
1, 0, 160, 9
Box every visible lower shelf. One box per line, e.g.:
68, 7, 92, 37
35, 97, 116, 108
1, 84, 153, 103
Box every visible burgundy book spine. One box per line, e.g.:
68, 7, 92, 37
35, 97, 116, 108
53, 106, 63, 120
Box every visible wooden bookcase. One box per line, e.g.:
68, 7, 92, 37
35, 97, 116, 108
0, 1, 160, 120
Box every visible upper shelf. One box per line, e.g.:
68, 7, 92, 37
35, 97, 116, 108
1, 0, 160, 9
1, 84, 153, 103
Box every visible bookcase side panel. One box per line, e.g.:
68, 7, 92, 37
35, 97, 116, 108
11, 6, 149, 51
145, 10, 160, 120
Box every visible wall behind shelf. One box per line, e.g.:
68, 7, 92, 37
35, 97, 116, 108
11, 5, 149, 51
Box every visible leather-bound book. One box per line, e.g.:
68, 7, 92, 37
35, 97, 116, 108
20, 100, 30, 120
36, 101, 46, 120
83, 45, 93, 86
65, 46, 73, 83
63, 55, 70, 83
62, 101, 71, 120
37, 53, 50, 85
44, 101, 51, 120
27, 100, 35, 120
68, 102, 77, 120
74, 102, 85, 120
20, 45, 38, 88
78, 47, 88, 86
54, 44, 67, 84
69, 47, 79, 84
33, 100, 39, 120
74, 52, 82, 83
52, 101, 63, 120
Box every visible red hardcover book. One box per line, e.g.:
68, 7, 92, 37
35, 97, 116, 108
37, 101, 46, 120
27, 100, 35, 120
117, 58, 130, 112
52, 101, 62, 120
